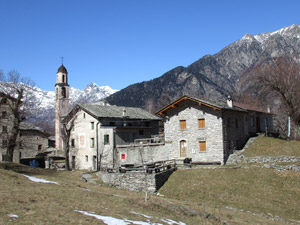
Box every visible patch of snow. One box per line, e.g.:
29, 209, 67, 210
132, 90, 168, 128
160, 219, 186, 225
22, 174, 59, 184
75, 210, 187, 225
75, 210, 159, 225
8, 214, 19, 218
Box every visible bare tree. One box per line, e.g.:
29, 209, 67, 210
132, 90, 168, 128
0, 70, 36, 162
251, 56, 300, 127
61, 115, 76, 171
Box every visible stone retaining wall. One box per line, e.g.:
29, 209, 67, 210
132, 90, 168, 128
96, 168, 176, 193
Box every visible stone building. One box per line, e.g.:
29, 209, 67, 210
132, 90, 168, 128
0, 93, 15, 162
156, 96, 273, 164
18, 122, 51, 160
0, 120, 51, 164
63, 103, 161, 170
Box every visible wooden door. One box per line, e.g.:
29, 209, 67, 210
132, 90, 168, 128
180, 140, 188, 157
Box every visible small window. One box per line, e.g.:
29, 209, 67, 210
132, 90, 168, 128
109, 122, 115, 126
227, 118, 231, 127
90, 138, 95, 148
199, 141, 206, 152
71, 139, 75, 148
180, 120, 186, 130
104, 134, 109, 145
38, 145, 42, 151
198, 119, 205, 129
250, 117, 254, 127
2, 126, 7, 133
90, 122, 94, 130
83, 113, 86, 119
85, 155, 88, 162
1, 111, 7, 119
145, 121, 150, 127
139, 130, 144, 135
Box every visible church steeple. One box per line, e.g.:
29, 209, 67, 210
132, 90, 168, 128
55, 63, 70, 151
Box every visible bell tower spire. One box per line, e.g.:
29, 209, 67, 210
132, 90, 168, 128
55, 62, 69, 151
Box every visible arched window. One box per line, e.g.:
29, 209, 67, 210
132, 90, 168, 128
62, 75, 65, 83
61, 87, 66, 98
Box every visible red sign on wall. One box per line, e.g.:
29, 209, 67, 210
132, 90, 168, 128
121, 154, 126, 159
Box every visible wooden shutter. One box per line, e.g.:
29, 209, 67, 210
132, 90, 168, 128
199, 141, 206, 152
180, 120, 186, 130
198, 119, 205, 128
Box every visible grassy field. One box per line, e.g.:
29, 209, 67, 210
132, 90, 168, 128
242, 136, 300, 157
1, 137, 300, 224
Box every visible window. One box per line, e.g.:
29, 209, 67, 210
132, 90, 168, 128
139, 130, 144, 135
180, 120, 186, 130
85, 155, 88, 162
71, 139, 75, 148
104, 134, 109, 145
90, 138, 95, 148
83, 113, 86, 119
145, 121, 150, 127
227, 118, 231, 127
38, 145, 42, 151
250, 117, 254, 127
198, 119, 205, 129
90, 122, 94, 130
2, 126, 7, 133
1, 111, 7, 119
199, 141, 206, 152
109, 122, 115, 126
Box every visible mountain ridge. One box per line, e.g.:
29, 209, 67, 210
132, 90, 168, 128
106, 24, 300, 111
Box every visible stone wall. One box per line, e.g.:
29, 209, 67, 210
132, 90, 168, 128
97, 168, 176, 193
116, 144, 165, 166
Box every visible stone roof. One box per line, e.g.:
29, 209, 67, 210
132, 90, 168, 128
57, 64, 67, 73
78, 104, 160, 120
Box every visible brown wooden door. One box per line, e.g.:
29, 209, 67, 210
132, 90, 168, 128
180, 140, 188, 157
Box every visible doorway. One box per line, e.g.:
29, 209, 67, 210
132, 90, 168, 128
179, 140, 188, 158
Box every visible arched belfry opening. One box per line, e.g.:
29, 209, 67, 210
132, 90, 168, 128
61, 87, 66, 98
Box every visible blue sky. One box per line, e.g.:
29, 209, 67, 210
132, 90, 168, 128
0, 0, 299, 91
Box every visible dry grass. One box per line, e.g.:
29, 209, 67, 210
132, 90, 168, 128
0, 162, 222, 225
243, 137, 300, 157
1, 137, 299, 224
0, 162, 280, 225
159, 167, 300, 223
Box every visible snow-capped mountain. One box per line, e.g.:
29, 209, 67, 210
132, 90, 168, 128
27, 83, 118, 133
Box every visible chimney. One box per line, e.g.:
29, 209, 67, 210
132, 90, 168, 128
267, 105, 271, 113
227, 96, 233, 108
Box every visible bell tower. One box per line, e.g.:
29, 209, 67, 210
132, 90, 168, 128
55, 63, 69, 151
